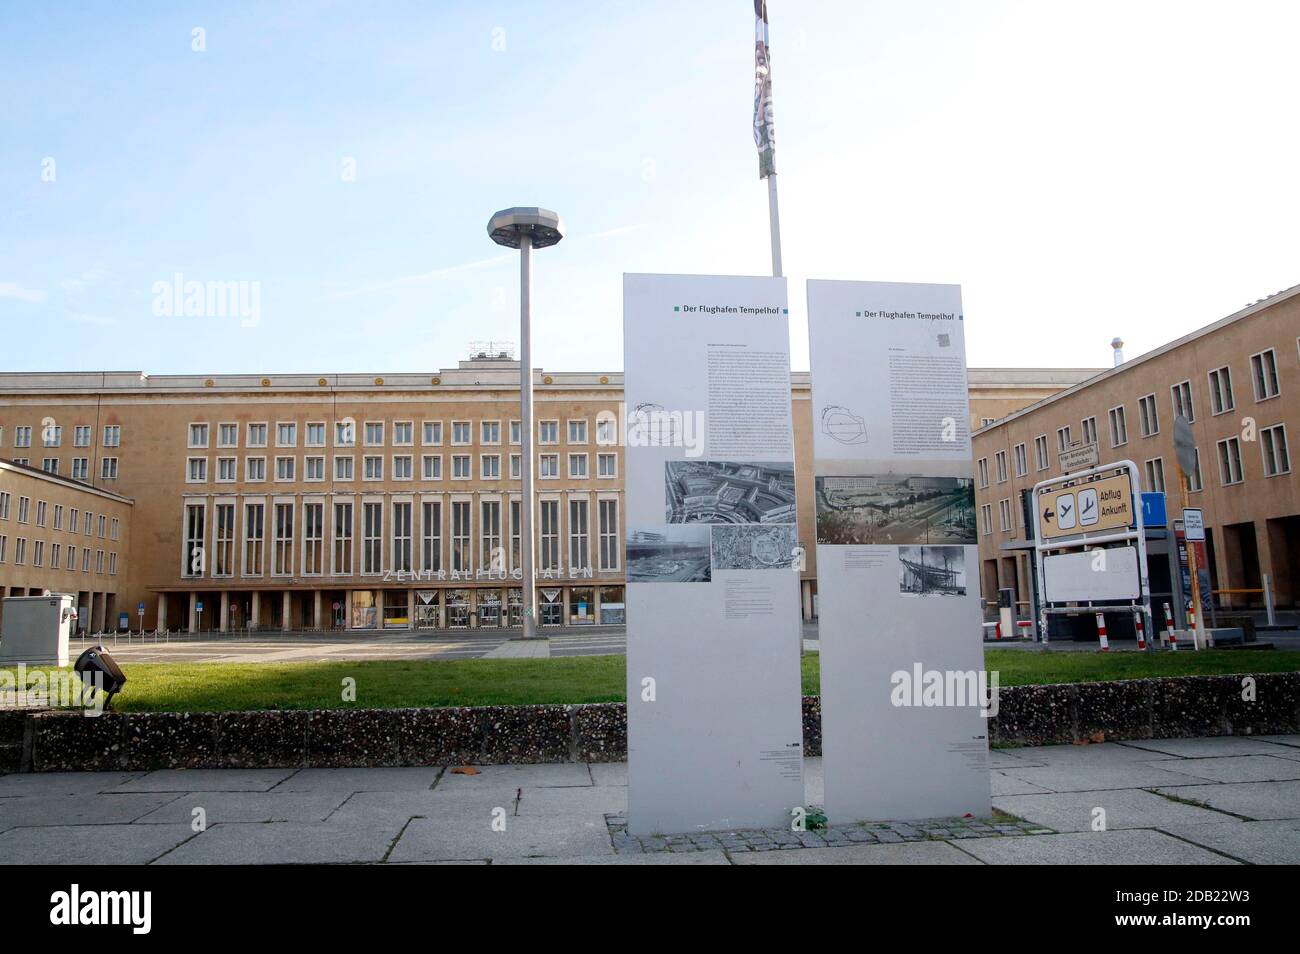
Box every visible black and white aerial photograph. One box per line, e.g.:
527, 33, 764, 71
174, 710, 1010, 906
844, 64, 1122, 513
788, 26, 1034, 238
815, 475, 976, 545
664, 460, 797, 524
710, 524, 798, 570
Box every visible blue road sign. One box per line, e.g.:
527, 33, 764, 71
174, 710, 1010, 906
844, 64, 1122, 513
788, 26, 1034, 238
1141, 491, 1167, 528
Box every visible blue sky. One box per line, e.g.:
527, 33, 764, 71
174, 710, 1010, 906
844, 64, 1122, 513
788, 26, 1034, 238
3, 1, 1298, 374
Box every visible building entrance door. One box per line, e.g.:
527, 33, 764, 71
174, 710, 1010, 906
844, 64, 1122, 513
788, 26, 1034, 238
415, 590, 440, 629
540, 588, 563, 627
446, 589, 471, 628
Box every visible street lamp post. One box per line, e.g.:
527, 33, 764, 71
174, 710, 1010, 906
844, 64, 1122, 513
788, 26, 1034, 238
487, 207, 565, 640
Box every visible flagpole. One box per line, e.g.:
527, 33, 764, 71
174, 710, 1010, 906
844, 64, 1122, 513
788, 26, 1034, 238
768, 173, 783, 277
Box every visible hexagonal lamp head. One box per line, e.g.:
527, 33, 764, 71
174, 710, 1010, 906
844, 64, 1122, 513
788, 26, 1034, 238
487, 207, 565, 249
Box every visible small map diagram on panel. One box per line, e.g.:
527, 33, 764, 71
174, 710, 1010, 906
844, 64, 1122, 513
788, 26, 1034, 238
820, 405, 867, 445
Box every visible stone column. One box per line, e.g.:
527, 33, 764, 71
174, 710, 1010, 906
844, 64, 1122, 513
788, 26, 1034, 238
344, 590, 353, 631
801, 580, 813, 621
219, 591, 230, 633
282, 590, 292, 632
188, 591, 198, 634
251, 590, 261, 632
157, 594, 167, 631
313, 590, 323, 632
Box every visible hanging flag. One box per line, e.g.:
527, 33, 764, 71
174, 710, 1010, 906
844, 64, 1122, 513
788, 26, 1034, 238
753, 0, 776, 179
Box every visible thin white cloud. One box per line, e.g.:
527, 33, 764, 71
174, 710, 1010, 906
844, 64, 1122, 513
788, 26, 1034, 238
0, 282, 47, 303
320, 253, 515, 302
584, 223, 650, 241
70, 312, 116, 326
61, 265, 110, 293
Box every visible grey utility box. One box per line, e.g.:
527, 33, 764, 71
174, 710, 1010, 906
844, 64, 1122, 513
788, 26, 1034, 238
0, 594, 76, 666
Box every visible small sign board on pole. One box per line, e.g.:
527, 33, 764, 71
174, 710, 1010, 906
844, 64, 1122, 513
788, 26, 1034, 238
1037, 471, 1133, 540
1183, 508, 1205, 541
1058, 442, 1099, 472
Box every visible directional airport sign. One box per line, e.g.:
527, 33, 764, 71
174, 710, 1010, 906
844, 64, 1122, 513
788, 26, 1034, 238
1037, 471, 1134, 540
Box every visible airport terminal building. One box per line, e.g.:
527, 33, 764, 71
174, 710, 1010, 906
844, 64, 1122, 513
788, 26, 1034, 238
0, 358, 1092, 632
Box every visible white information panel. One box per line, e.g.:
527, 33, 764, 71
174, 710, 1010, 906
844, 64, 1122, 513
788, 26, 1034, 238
623, 272, 804, 834
807, 279, 991, 822
1044, 546, 1141, 602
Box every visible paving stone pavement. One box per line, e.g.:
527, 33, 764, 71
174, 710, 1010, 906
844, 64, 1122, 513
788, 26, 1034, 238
0, 735, 1295, 864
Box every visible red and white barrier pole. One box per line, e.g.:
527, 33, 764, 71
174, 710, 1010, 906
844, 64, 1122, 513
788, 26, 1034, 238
1163, 602, 1177, 651
1188, 603, 1201, 651
995, 620, 1002, 640
1134, 610, 1146, 651
1095, 612, 1110, 652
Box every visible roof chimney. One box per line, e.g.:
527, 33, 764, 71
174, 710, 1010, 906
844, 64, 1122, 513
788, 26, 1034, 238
1110, 337, 1124, 367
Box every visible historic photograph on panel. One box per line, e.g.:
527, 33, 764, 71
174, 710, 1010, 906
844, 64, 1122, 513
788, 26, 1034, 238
664, 460, 797, 524
626, 526, 712, 583
711, 524, 798, 570
815, 475, 976, 545
897, 545, 967, 596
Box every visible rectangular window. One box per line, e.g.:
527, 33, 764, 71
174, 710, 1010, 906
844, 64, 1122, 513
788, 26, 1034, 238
214, 503, 235, 576
422, 454, 442, 480
246, 457, 266, 482
452, 500, 471, 572
1013, 443, 1027, 477
244, 502, 265, 575
977, 458, 988, 488
32, 540, 44, 567
510, 499, 521, 570
1108, 406, 1127, 446
109, 552, 117, 576
0, 492, 10, 519
306, 422, 326, 447
0, 535, 6, 562
83, 510, 91, 535
598, 498, 619, 570
275, 456, 296, 481
598, 452, 617, 478
53, 504, 63, 530
276, 422, 297, 447
1144, 458, 1166, 493
1208, 366, 1234, 415
568, 420, 588, 444
392, 501, 412, 573
335, 456, 354, 480
35, 500, 47, 527
998, 498, 1012, 532
451, 421, 471, 445
596, 417, 616, 445
43, 425, 61, 447
365, 422, 384, 446
68, 507, 77, 530
41, 458, 59, 475
1251, 349, 1280, 401
82, 547, 90, 572
452, 455, 471, 479
14, 426, 32, 448
14, 538, 26, 565
333, 501, 353, 575
305, 456, 325, 481
335, 420, 356, 446
188, 423, 209, 448
217, 457, 237, 482
510, 454, 521, 479
183, 503, 205, 577
540, 454, 559, 478
111, 517, 119, 540
994, 451, 1008, 483
65, 544, 74, 569
393, 421, 414, 446
100, 457, 118, 479
1261, 424, 1291, 477
481, 499, 501, 571
95, 549, 104, 574
539, 420, 558, 444
1081, 417, 1098, 446
540, 499, 560, 571
393, 455, 413, 480
18, 497, 29, 523
218, 423, 239, 448
421, 501, 441, 572
72, 458, 89, 480
1171, 380, 1195, 423
1217, 437, 1244, 485
481, 421, 501, 445
187, 457, 208, 482
363, 502, 383, 573
247, 422, 268, 447
422, 421, 442, 445
50, 542, 59, 568
102, 425, 120, 447
273, 502, 294, 574
510, 420, 521, 445
74, 425, 91, 447
1056, 426, 1071, 452
303, 501, 324, 574
481, 454, 501, 479
364, 455, 383, 480
569, 453, 589, 478
569, 498, 589, 570
1138, 394, 1159, 437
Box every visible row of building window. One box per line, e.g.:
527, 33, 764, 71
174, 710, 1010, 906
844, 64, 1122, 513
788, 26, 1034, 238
9, 456, 120, 480
0, 425, 121, 448
184, 418, 617, 450
0, 493, 121, 538
180, 496, 621, 579
979, 424, 1289, 491
0, 535, 117, 575
183, 452, 619, 484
